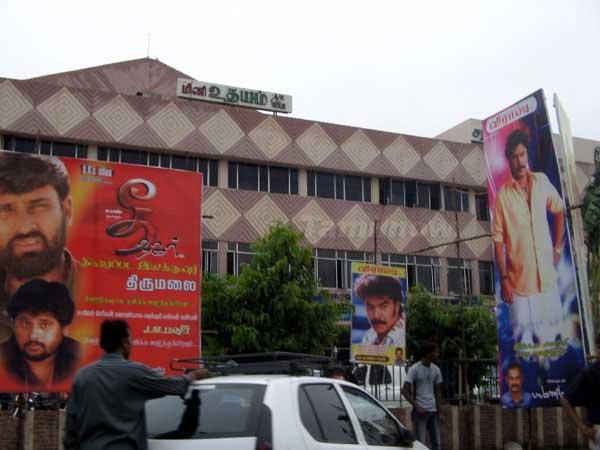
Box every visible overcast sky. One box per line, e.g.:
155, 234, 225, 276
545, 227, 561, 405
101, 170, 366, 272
2, 0, 599, 141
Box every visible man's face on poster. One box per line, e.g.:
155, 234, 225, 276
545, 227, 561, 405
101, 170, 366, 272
0, 185, 71, 279
365, 295, 401, 338
507, 367, 523, 394
14, 311, 64, 361
508, 144, 530, 181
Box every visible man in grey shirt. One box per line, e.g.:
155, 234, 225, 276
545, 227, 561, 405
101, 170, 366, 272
402, 341, 443, 450
63, 319, 208, 450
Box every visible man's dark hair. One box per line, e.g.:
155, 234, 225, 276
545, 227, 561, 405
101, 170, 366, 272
506, 362, 522, 374
100, 319, 130, 353
420, 341, 438, 358
355, 275, 403, 304
0, 152, 70, 201
7, 279, 74, 326
505, 129, 529, 161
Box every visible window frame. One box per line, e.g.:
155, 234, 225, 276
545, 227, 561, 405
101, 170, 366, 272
447, 258, 474, 296
202, 240, 219, 274
307, 170, 371, 202
226, 242, 256, 276
229, 162, 298, 195
2, 135, 88, 159
381, 253, 441, 294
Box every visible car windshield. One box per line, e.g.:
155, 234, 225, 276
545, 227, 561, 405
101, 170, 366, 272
146, 383, 266, 439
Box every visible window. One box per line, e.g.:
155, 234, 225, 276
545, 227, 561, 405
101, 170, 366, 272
298, 384, 357, 444
379, 178, 440, 209
313, 249, 374, 289
479, 261, 494, 295
475, 193, 489, 221
342, 386, 412, 447
228, 162, 298, 194
202, 241, 219, 274
145, 384, 266, 439
447, 258, 473, 296
98, 148, 218, 186
381, 254, 441, 294
307, 171, 371, 202
227, 242, 255, 276
444, 186, 470, 212
2, 135, 88, 158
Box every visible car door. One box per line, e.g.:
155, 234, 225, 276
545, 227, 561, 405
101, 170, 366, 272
294, 381, 368, 450
338, 385, 427, 450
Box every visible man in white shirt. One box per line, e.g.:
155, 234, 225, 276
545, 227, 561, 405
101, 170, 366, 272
402, 342, 443, 450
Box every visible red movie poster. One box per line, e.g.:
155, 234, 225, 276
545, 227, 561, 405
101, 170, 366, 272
0, 154, 202, 391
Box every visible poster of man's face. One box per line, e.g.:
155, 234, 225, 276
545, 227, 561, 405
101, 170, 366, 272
0, 153, 72, 285
350, 263, 407, 365
0, 150, 204, 392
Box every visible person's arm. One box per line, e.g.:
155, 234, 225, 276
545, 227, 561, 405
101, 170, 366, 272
130, 365, 209, 399
63, 386, 79, 450
494, 241, 513, 304
552, 210, 565, 265
492, 197, 513, 304
560, 395, 596, 440
402, 380, 426, 414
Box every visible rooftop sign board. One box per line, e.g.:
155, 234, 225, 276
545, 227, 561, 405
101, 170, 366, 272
177, 78, 292, 114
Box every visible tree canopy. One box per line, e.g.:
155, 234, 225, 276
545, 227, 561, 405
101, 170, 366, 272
405, 286, 497, 360
201, 223, 341, 355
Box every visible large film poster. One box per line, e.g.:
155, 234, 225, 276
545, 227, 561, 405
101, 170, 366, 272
350, 263, 407, 365
483, 90, 585, 408
0, 154, 202, 392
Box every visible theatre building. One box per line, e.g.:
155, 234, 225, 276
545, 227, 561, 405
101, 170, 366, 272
0, 58, 597, 304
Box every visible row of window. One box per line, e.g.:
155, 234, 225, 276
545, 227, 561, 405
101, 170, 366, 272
1, 134, 490, 219
2, 135, 88, 158
203, 241, 495, 296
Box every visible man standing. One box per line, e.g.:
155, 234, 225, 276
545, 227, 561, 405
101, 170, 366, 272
493, 129, 565, 345
560, 335, 600, 450
64, 319, 208, 450
402, 341, 443, 450
0, 153, 76, 343
0, 279, 80, 387
501, 362, 532, 407
355, 275, 405, 346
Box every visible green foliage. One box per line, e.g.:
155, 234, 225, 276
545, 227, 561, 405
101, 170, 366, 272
405, 286, 497, 360
583, 174, 600, 331
201, 223, 340, 356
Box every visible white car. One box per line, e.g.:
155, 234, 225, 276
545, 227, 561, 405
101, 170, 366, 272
146, 374, 427, 450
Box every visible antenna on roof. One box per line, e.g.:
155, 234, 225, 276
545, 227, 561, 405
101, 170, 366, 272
147, 33, 151, 58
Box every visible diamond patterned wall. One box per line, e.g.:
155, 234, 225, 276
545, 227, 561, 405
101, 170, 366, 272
248, 117, 291, 159
94, 95, 143, 141
37, 88, 89, 135
148, 102, 195, 148
0, 80, 33, 129
0, 75, 597, 264
199, 110, 244, 153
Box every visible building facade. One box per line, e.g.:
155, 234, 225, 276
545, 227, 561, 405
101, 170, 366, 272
0, 58, 597, 305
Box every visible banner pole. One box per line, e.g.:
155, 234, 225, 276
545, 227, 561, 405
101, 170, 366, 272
553, 94, 597, 357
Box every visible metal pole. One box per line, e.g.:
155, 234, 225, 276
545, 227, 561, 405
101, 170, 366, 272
373, 219, 378, 262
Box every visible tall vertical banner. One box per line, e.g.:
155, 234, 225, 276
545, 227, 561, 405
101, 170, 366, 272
350, 263, 407, 365
0, 154, 202, 392
483, 90, 585, 408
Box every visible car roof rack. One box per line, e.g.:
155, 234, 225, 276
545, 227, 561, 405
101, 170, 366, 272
170, 351, 347, 376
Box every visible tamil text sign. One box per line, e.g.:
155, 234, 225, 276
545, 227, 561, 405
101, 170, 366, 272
177, 78, 292, 114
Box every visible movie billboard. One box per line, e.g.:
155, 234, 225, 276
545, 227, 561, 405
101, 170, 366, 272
0, 153, 202, 391
350, 263, 407, 365
482, 90, 585, 408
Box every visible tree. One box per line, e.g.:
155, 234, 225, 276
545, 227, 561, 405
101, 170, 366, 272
405, 286, 497, 360
201, 223, 341, 355
582, 171, 600, 331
